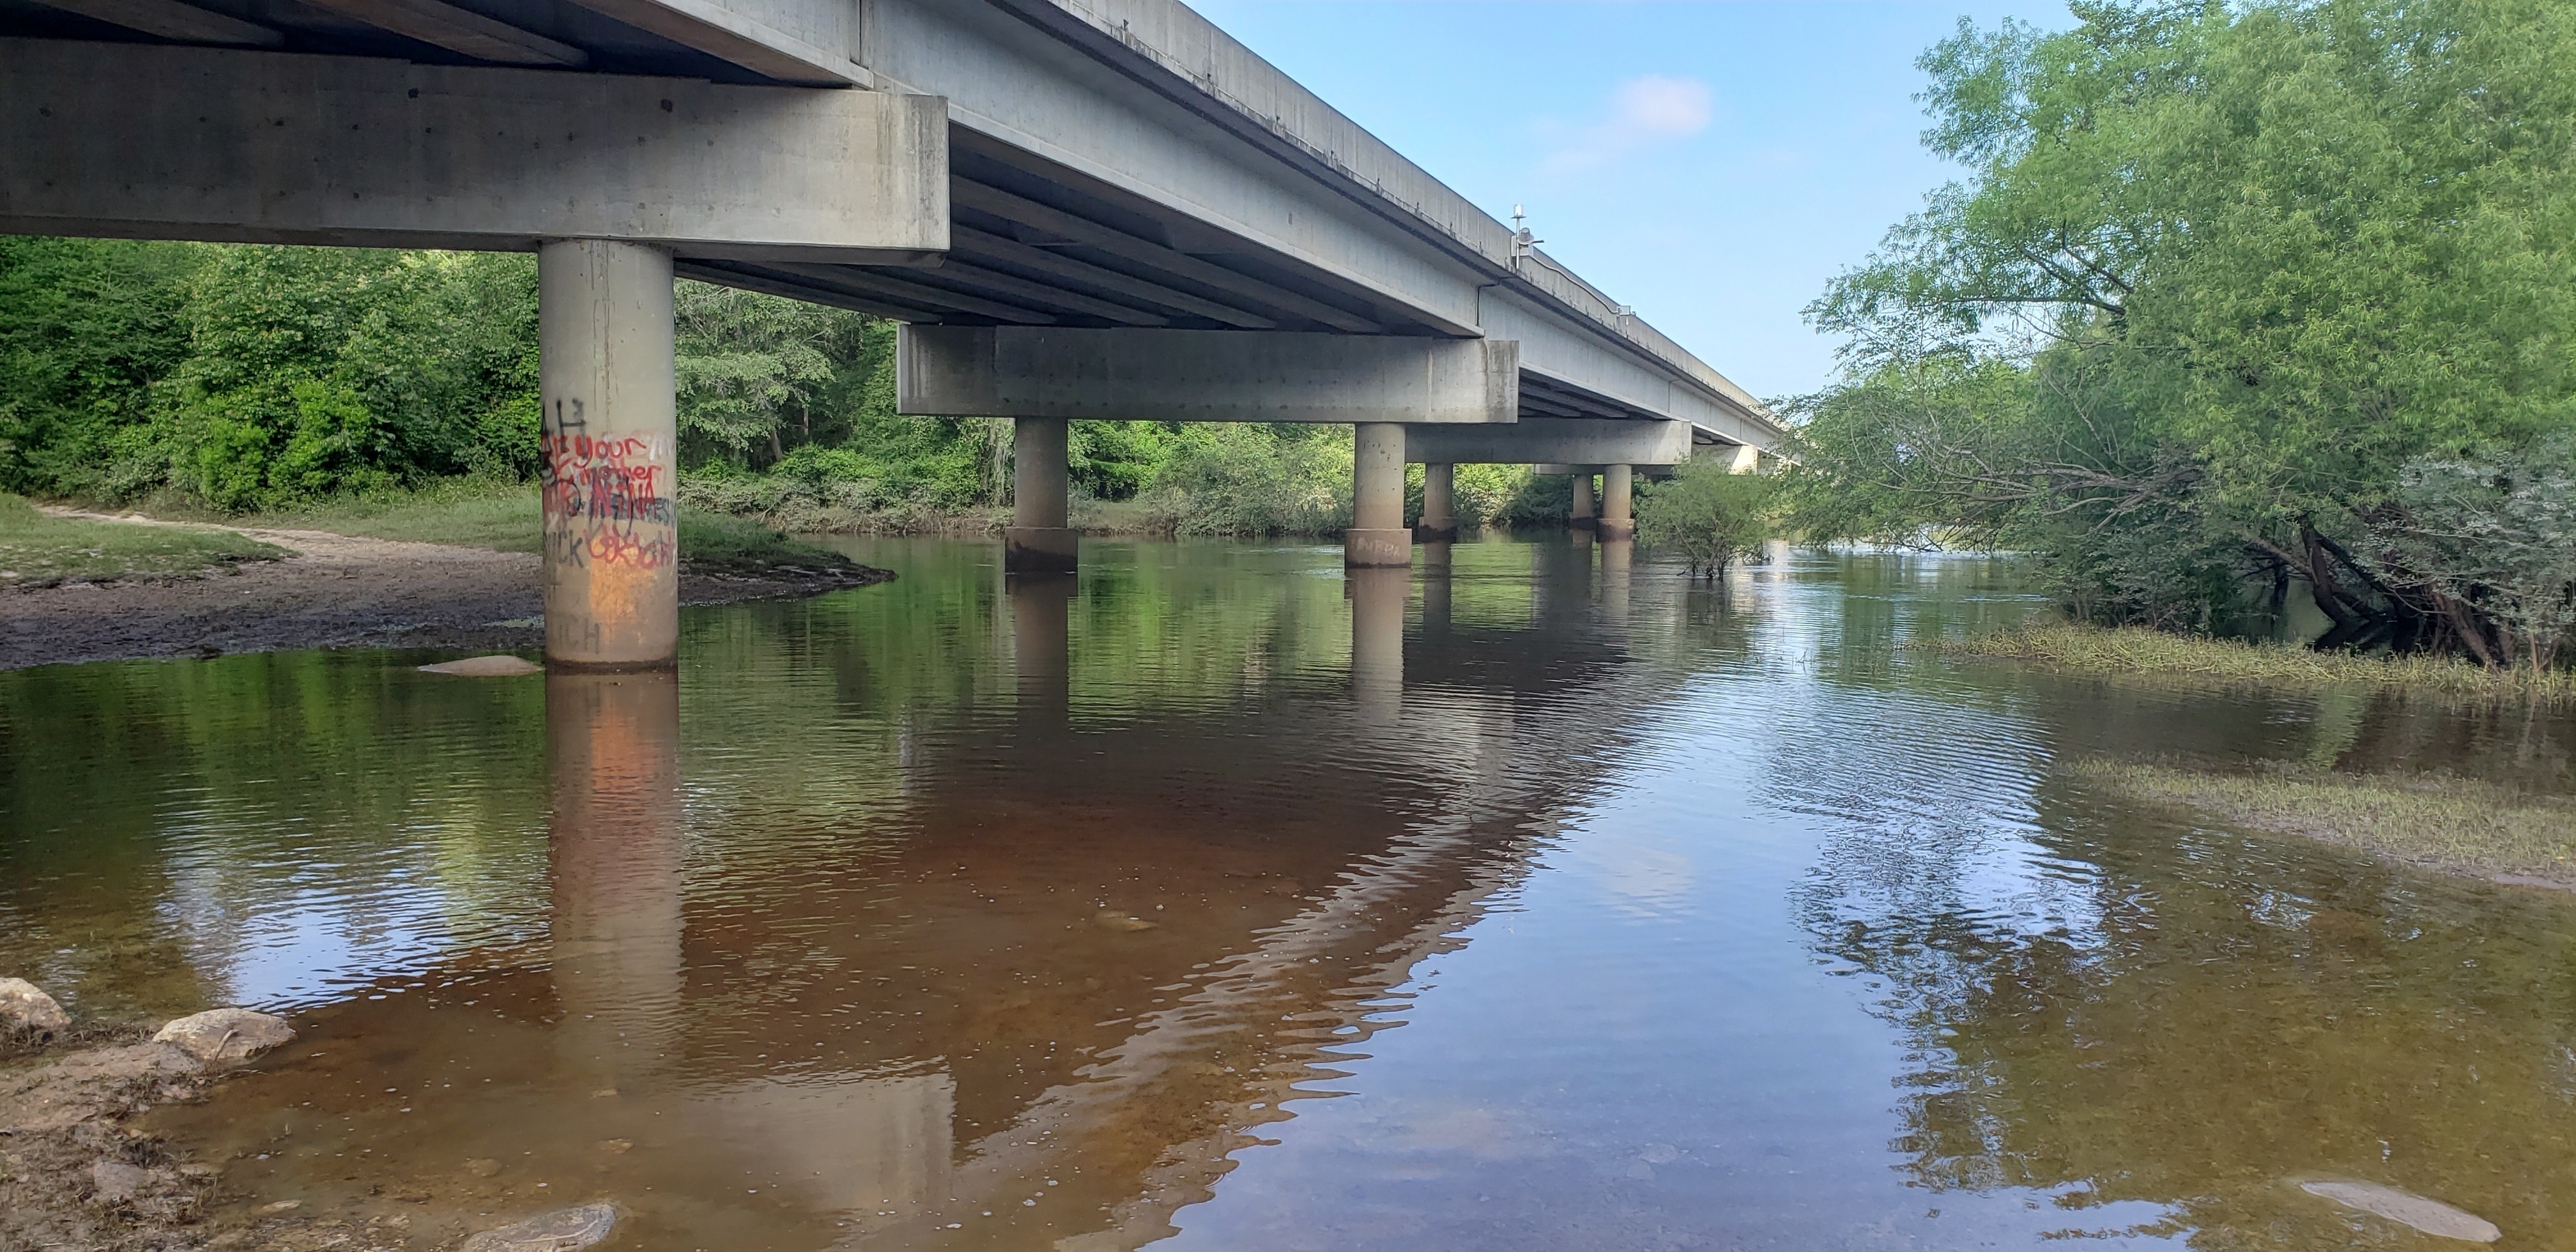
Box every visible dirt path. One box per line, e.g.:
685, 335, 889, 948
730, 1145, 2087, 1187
0, 512, 889, 670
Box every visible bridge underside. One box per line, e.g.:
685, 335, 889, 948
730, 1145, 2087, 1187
3, 0, 1777, 660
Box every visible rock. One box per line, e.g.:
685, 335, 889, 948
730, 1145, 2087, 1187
419, 655, 544, 677
1094, 910, 1158, 932
90, 1158, 151, 1203
153, 1009, 294, 1063
464, 1158, 504, 1178
0, 977, 70, 1037
460, 1203, 618, 1252
2303, 1180, 2500, 1242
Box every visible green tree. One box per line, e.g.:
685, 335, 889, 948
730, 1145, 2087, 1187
1637, 461, 1775, 578
0, 238, 201, 499
1795, 0, 2576, 656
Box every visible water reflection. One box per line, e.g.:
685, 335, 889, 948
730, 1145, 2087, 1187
546, 670, 682, 1093
3, 540, 2574, 1249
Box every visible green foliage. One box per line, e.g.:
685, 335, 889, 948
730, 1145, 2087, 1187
162, 247, 540, 509
0, 240, 1482, 538
1636, 462, 1775, 577
1142, 424, 1353, 536
0, 237, 199, 501
1794, 0, 2576, 657
2367, 436, 2576, 673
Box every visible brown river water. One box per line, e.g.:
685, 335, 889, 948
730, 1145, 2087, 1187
6, 536, 2576, 1250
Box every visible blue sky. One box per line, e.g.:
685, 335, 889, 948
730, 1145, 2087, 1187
1185, 1, 2074, 399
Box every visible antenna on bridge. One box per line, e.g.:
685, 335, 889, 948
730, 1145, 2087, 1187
1509, 204, 1541, 258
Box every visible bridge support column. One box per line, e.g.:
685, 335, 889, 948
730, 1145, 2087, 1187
1732, 443, 1763, 473
1006, 417, 1078, 573
1598, 463, 1635, 539
1414, 462, 1458, 541
541, 238, 678, 671
1570, 469, 1597, 530
1347, 422, 1411, 568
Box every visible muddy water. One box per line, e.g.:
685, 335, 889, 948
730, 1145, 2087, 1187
7, 537, 2576, 1249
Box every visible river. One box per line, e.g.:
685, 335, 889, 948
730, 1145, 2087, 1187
4, 536, 2573, 1249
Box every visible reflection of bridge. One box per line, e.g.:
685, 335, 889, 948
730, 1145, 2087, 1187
7, 0, 1779, 665
496, 540, 1683, 1247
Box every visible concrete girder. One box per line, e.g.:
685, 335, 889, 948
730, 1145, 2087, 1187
675, 261, 936, 323
897, 326, 1519, 425
298, 0, 588, 66
565, 0, 866, 85
950, 178, 1380, 332
948, 225, 1280, 329
33, 0, 280, 45
1409, 417, 1692, 468
0, 38, 947, 263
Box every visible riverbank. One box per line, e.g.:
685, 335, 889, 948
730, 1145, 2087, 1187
1923, 622, 2576, 700
2073, 758, 2576, 890
0, 494, 286, 589
0, 503, 889, 670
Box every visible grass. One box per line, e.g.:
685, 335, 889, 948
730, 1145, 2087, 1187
243, 477, 544, 551
1920, 621, 2576, 700
0, 493, 282, 588
180, 478, 861, 572
2072, 757, 2576, 886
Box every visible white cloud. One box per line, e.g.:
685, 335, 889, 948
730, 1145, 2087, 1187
1540, 74, 1717, 173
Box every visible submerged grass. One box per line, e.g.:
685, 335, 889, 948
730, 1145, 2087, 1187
2072, 757, 2576, 887
0, 493, 282, 588
1923, 622, 2576, 700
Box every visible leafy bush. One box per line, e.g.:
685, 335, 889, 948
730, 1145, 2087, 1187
1637, 462, 1774, 577
1142, 424, 1353, 536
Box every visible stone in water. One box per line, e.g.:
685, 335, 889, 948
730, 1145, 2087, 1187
2303, 1180, 2499, 1242
153, 1008, 295, 1062
420, 655, 544, 677
0, 976, 70, 1036
461, 1203, 618, 1252
1095, 910, 1157, 932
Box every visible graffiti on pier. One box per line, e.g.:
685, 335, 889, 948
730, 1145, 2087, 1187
542, 399, 676, 569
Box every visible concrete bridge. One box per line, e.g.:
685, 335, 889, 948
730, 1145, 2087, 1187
3, 0, 1782, 666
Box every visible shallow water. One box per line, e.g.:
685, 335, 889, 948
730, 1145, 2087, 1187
6, 537, 2576, 1249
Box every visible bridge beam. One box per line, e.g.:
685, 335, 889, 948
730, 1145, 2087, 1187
896, 326, 1519, 425
0, 38, 947, 263
1407, 417, 1691, 468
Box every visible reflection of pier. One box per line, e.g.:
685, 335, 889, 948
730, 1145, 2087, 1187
198, 540, 1694, 1249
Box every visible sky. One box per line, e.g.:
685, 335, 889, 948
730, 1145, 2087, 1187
1184, 1, 2074, 399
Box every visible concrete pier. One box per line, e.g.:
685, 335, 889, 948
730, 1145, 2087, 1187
1598, 464, 1635, 539
1007, 416, 1078, 573
1347, 423, 1412, 568
540, 238, 679, 670
1732, 443, 1764, 473
1570, 470, 1597, 530
1415, 462, 1458, 541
